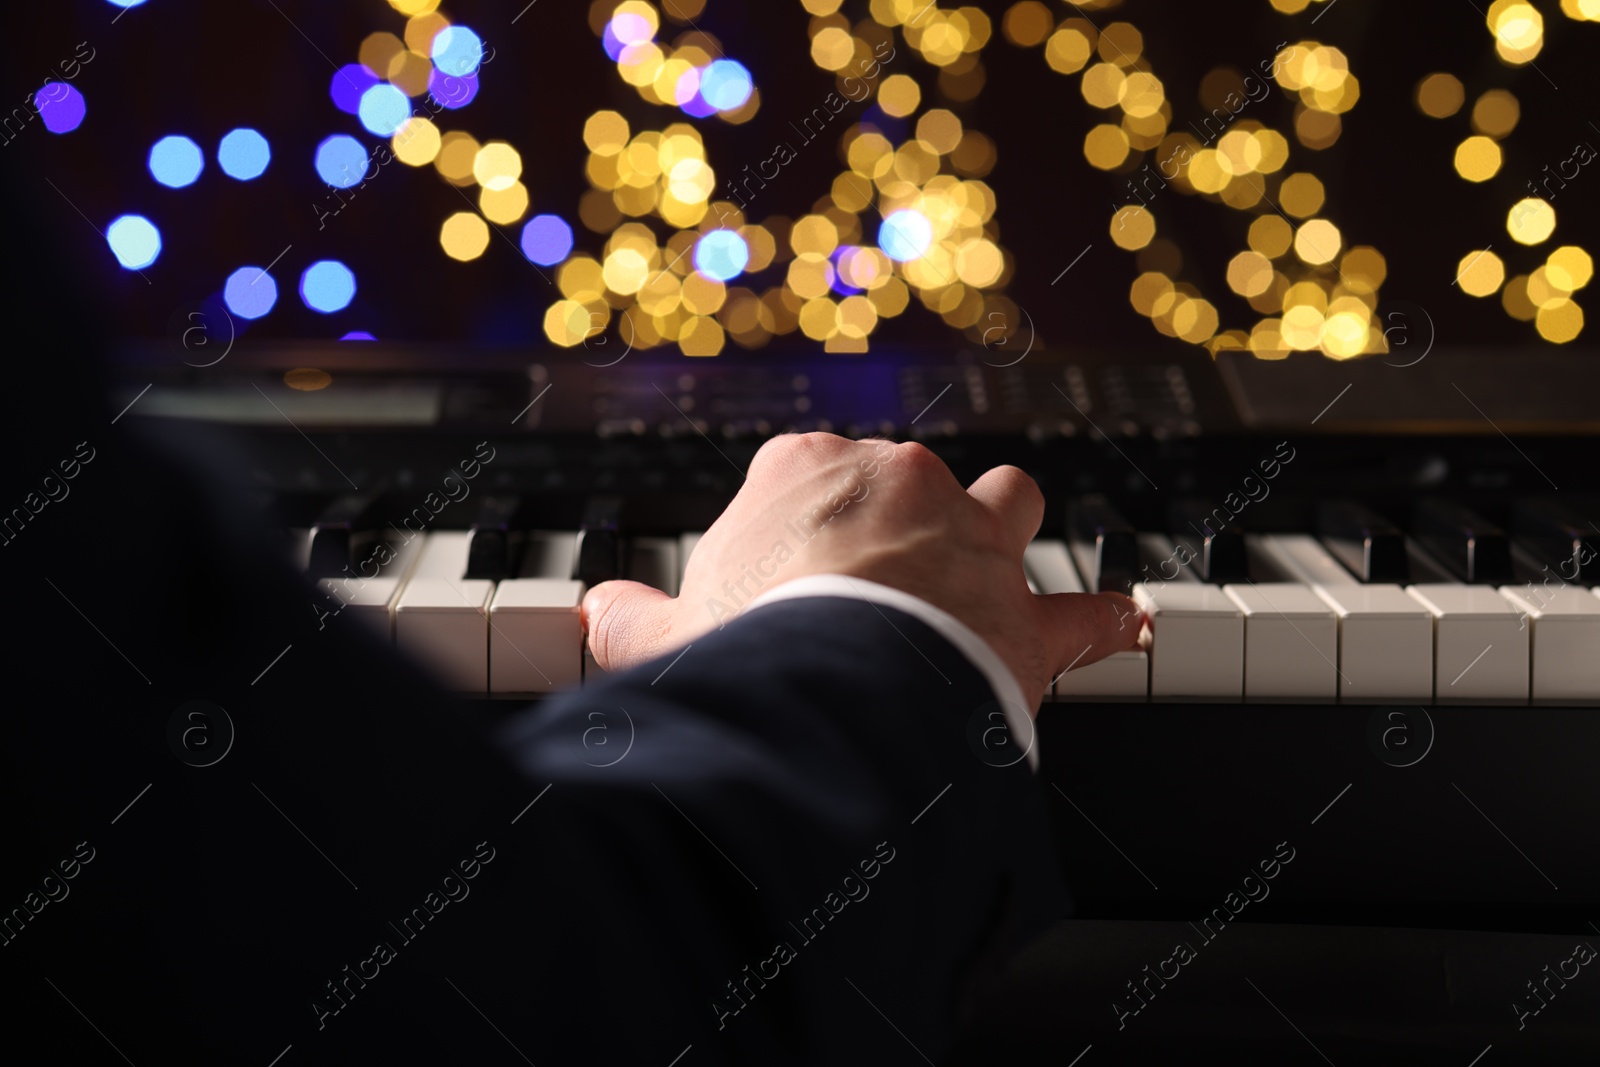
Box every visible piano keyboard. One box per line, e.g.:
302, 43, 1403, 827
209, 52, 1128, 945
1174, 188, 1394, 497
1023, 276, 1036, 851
291, 493, 1600, 704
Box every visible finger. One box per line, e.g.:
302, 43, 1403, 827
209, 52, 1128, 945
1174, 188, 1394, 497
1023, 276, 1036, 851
582, 580, 675, 673
965, 465, 1045, 551
1033, 591, 1144, 680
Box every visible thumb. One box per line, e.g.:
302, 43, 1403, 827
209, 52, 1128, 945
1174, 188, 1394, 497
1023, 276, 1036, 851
582, 580, 676, 674
1034, 591, 1144, 678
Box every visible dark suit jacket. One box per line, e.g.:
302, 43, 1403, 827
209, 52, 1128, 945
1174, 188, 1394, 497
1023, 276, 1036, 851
2, 425, 1063, 1066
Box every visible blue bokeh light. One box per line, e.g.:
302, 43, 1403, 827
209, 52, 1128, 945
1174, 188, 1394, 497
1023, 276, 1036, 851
149, 135, 205, 188
218, 128, 270, 180
300, 261, 357, 314
341, 331, 377, 342
431, 26, 484, 77
358, 83, 411, 137
879, 209, 933, 262
315, 135, 369, 189
700, 60, 753, 111
520, 215, 574, 266
330, 64, 379, 115
694, 230, 750, 282
224, 267, 279, 320
37, 83, 86, 134
428, 68, 479, 110
106, 0, 146, 8
106, 215, 161, 270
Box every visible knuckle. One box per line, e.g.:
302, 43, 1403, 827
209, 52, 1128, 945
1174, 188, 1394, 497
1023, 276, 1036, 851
893, 440, 942, 472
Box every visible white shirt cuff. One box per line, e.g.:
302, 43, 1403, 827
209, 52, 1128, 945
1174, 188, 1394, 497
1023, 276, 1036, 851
743, 575, 1039, 770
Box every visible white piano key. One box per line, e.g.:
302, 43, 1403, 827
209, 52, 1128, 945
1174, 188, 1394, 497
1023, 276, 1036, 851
1500, 586, 1600, 703
409, 529, 473, 579
1406, 584, 1529, 703
678, 532, 704, 587
287, 528, 313, 572
1222, 583, 1338, 701
1250, 534, 1359, 586
1024, 540, 1086, 593
395, 577, 493, 692
1133, 582, 1243, 701
493, 531, 583, 694
489, 578, 585, 693
522, 530, 579, 582
1309, 584, 1434, 702
314, 531, 425, 642
628, 536, 681, 598
1024, 541, 1148, 701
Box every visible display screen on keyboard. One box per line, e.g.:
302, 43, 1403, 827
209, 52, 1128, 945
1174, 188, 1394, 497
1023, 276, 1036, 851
16, 0, 1600, 363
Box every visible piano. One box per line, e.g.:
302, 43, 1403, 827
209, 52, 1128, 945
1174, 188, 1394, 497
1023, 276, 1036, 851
120, 339, 1600, 942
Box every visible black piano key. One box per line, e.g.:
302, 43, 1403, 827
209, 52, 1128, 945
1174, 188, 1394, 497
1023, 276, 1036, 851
1068, 495, 1139, 594
1412, 498, 1512, 585
464, 495, 524, 580
1513, 498, 1600, 585
1167, 499, 1249, 583
306, 492, 384, 578
1315, 500, 1409, 583
573, 496, 624, 586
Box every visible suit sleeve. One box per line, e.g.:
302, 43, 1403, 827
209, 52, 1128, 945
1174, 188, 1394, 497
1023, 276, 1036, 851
490, 596, 1068, 1064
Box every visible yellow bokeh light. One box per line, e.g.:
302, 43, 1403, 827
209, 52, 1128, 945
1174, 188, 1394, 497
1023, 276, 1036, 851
544, 299, 592, 347
1281, 304, 1326, 350
791, 215, 840, 257
1536, 299, 1584, 342
1279, 173, 1326, 218
1084, 124, 1130, 170
917, 110, 964, 155
1098, 22, 1144, 66
1547, 246, 1595, 290
1227, 251, 1275, 298
1129, 272, 1173, 316
440, 212, 489, 261
603, 248, 652, 295
878, 74, 922, 117
1045, 27, 1094, 75
1111, 206, 1156, 251
1340, 246, 1388, 294
359, 33, 405, 78
584, 111, 630, 155
1322, 311, 1369, 358
1004, 1, 1054, 47
1294, 219, 1343, 265
388, 0, 441, 15
1118, 72, 1165, 118
473, 142, 523, 192
1527, 267, 1568, 308
479, 181, 529, 225
1471, 89, 1520, 138
1502, 275, 1538, 321
1416, 73, 1465, 118
667, 158, 715, 203
1249, 216, 1295, 259
1454, 136, 1503, 182
1081, 63, 1126, 109
392, 117, 441, 166
955, 238, 1004, 286
811, 27, 857, 71
404, 12, 449, 55
1507, 197, 1556, 244
1490, 2, 1544, 60
435, 131, 480, 186
1456, 249, 1506, 297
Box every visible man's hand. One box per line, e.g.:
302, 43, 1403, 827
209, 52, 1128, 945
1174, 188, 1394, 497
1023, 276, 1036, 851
582, 433, 1143, 711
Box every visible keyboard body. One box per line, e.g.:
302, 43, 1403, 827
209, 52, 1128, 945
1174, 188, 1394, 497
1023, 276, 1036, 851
121, 343, 1600, 928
